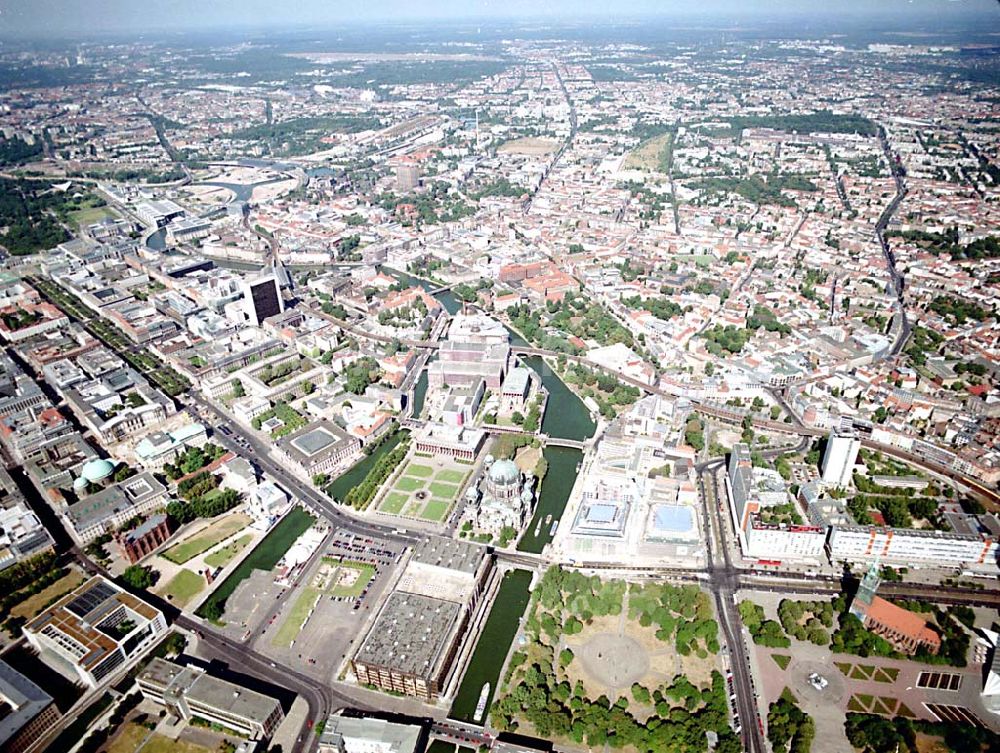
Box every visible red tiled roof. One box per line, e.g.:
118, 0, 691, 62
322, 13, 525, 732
867, 596, 941, 648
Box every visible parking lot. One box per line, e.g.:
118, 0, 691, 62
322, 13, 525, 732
255, 528, 406, 682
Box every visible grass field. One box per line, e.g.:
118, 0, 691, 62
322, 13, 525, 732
407, 463, 435, 478
771, 654, 791, 670
429, 481, 458, 498
328, 561, 376, 598
164, 514, 251, 564
160, 569, 205, 607
10, 570, 86, 620
272, 588, 321, 648
420, 500, 450, 521
378, 460, 466, 522
394, 476, 424, 492
106, 723, 215, 753
436, 469, 466, 484
204, 534, 253, 568
380, 492, 409, 514
623, 131, 672, 172
68, 205, 117, 229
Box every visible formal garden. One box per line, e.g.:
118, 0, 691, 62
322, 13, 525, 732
376, 457, 469, 522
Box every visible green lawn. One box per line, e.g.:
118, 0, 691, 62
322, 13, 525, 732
272, 588, 321, 648
204, 534, 253, 568
380, 492, 409, 514
428, 481, 459, 499
874, 697, 896, 715
160, 569, 205, 607
394, 476, 425, 492
771, 654, 791, 670
406, 463, 435, 478
436, 469, 466, 484
328, 562, 376, 598
163, 514, 250, 564
69, 205, 117, 228
421, 499, 451, 522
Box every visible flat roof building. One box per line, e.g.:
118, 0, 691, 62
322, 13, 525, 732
278, 420, 360, 478
318, 715, 424, 753
24, 576, 166, 688
351, 538, 491, 701
726, 444, 826, 562
63, 472, 168, 544
0, 660, 60, 753
413, 422, 485, 461
136, 658, 284, 740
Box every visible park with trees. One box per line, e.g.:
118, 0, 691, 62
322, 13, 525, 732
491, 567, 738, 752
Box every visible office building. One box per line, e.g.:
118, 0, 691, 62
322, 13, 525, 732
726, 444, 826, 562
24, 576, 167, 688
242, 275, 284, 327
0, 660, 60, 753
137, 658, 284, 739
821, 432, 861, 487
0, 466, 54, 571
318, 715, 423, 753
828, 524, 998, 569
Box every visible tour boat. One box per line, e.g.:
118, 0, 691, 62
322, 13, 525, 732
474, 683, 491, 722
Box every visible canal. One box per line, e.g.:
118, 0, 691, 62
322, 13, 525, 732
383, 266, 462, 315
325, 429, 409, 503
520, 355, 596, 441
411, 369, 429, 418
450, 568, 532, 724
517, 445, 581, 554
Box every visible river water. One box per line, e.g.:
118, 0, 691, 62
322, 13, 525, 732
449, 569, 532, 723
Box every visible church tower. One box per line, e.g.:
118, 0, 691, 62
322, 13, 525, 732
849, 561, 881, 621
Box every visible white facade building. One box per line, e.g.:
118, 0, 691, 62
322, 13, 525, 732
821, 432, 861, 487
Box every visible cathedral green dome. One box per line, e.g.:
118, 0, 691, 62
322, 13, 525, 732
487, 458, 519, 485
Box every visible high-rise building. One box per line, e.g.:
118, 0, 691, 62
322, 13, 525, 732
821, 432, 861, 487
242, 275, 284, 327
395, 162, 420, 192
726, 443, 827, 562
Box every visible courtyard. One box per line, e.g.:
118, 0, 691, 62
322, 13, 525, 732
376, 456, 469, 522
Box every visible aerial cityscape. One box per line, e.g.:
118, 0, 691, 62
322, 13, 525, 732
0, 2, 998, 753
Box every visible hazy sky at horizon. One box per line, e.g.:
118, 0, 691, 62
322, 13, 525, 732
0, 0, 997, 38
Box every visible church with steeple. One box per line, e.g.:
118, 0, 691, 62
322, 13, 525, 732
848, 562, 941, 656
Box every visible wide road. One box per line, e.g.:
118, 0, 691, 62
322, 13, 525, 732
187, 392, 424, 547
697, 458, 766, 753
